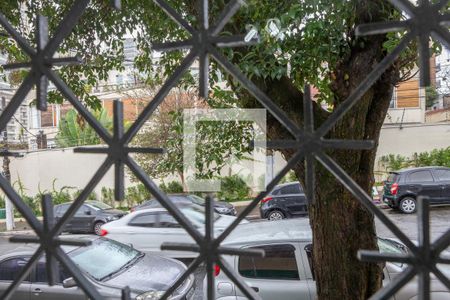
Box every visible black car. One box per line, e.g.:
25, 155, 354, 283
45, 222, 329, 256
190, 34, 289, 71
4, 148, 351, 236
383, 166, 450, 213
131, 194, 237, 215
54, 201, 126, 235
260, 182, 308, 220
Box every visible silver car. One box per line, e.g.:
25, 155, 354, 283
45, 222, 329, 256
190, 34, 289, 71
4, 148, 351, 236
0, 236, 194, 300
211, 219, 450, 300
101, 205, 247, 259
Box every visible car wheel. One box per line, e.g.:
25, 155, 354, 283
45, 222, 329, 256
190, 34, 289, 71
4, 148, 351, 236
399, 197, 417, 214
268, 210, 285, 221
93, 222, 105, 236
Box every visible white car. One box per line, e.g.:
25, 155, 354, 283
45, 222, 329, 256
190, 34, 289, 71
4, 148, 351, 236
211, 218, 450, 300
101, 204, 247, 258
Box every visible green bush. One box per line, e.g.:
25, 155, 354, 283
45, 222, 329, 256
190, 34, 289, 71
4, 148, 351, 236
379, 147, 450, 172
159, 181, 184, 193
217, 175, 250, 203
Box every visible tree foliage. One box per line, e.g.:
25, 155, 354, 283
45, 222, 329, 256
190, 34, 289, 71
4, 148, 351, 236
55, 108, 112, 147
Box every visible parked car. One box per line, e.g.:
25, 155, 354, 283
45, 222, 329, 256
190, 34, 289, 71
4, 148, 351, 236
132, 194, 237, 216
383, 166, 450, 213
260, 182, 308, 220
0, 236, 195, 300
54, 201, 127, 235
211, 218, 450, 300
101, 204, 247, 259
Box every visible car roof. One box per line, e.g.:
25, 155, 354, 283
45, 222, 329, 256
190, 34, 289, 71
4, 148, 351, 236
273, 181, 300, 188
394, 166, 450, 173
223, 218, 312, 245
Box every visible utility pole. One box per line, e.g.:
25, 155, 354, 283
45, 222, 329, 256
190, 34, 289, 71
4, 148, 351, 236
1, 96, 14, 230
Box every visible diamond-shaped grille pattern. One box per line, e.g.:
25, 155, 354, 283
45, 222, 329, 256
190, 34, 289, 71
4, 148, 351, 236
0, 0, 449, 299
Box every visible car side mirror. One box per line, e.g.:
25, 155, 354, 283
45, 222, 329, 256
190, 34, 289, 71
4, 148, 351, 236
62, 277, 77, 288
85, 210, 91, 215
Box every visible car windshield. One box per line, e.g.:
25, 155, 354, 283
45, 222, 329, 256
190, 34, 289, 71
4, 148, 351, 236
187, 194, 206, 205
181, 205, 220, 225
378, 238, 406, 266
68, 238, 141, 280
87, 201, 112, 210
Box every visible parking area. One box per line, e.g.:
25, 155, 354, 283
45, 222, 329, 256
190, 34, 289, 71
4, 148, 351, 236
1, 205, 449, 299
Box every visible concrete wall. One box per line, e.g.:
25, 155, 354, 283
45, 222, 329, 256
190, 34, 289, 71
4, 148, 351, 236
8, 148, 135, 198
375, 123, 450, 179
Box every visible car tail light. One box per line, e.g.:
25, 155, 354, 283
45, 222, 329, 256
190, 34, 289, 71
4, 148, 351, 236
100, 229, 108, 236
214, 264, 220, 277
261, 196, 273, 203
390, 183, 398, 195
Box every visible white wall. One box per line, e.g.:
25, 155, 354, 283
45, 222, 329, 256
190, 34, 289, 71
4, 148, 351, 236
375, 123, 450, 177
8, 148, 135, 198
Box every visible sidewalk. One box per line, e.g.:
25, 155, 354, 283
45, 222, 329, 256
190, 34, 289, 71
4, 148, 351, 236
232, 200, 260, 220
0, 217, 40, 235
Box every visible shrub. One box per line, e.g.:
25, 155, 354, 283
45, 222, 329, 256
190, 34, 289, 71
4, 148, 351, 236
217, 175, 250, 202
159, 181, 184, 193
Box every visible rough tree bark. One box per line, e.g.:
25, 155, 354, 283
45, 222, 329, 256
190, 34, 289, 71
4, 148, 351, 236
226, 1, 403, 299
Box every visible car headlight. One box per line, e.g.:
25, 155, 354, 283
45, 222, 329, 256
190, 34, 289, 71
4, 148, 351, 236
106, 215, 119, 221
135, 291, 165, 300
215, 207, 228, 213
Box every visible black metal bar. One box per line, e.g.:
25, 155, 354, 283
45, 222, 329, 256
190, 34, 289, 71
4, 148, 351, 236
41, 195, 58, 286
0, 247, 43, 300
153, 0, 195, 34
122, 50, 197, 144
54, 247, 104, 300
160, 256, 203, 300
113, 101, 125, 201
210, 0, 242, 36
0, 174, 43, 234
431, 229, 450, 254
357, 250, 414, 264
205, 194, 215, 300
320, 139, 375, 150
218, 246, 265, 257
430, 264, 450, 291
44, 69, 112, 143
152, 39, 194, 52
213, 34, 259, 48
435, 0, 450, 11
314, 33, 413, 138
209, 45, 300, 137
0, 13, 36, 56
111, 0, 121, 10
125, 156, 204, 243
50, 56, 83, 66
369, 266, 416, 300
314, 151, 420, 254
161, 242, 201, 253
215, 149, 305, 246
418, 34, 431, 87
389, 0, 417, 16
0, 74, 34, 132
431, 27, 450, 54
121, 286, 131, 300
356, 20, 408, 36
2, 62, 32, 70
51, 158, 113, 236
218, 258, 261, 300
44, 0, 90, 57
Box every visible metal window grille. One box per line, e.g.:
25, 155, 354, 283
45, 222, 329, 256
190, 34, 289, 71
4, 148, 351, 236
0, 0, 449, 299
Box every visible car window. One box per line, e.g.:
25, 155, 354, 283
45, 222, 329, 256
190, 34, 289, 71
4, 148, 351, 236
279, 184, 301, 195
56, 204, 69, 216
75, 205, 90, 216
68, 238, 141, 281
187, 195, 205, 205
129, 213, 158, 227
239, 244, 299, 280
271, 188, 280, 195
387, 173, 399, 183
34, 260, 71, 284
87, 201, 112, 210
435, 169, 450, 181
406, 170, 434, 183
0, 257, 30, 282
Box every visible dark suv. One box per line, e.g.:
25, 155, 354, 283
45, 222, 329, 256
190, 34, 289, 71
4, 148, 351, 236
259, 182, 308, 220
383, 166, 450, 213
